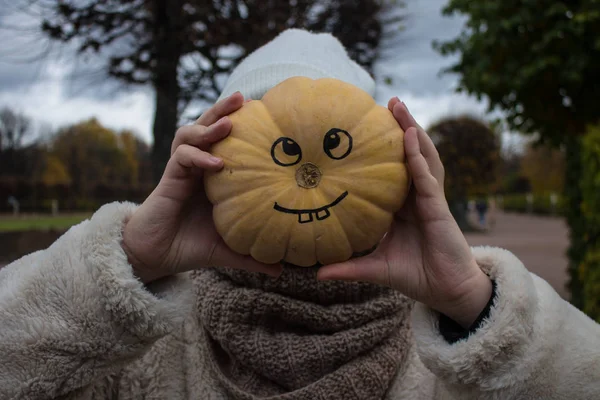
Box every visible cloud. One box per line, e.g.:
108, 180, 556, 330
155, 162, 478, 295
372, 0, 516, 143
0, 0, 505, 147
0, 62, 154, 142
375, 0, 466, 93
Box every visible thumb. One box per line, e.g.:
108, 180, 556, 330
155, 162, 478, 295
209, 242, 283, 277
317, 252, 390, 287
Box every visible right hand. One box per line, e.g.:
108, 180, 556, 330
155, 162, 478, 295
122, 92, 282, 283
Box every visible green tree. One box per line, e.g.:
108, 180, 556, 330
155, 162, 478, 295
428, 116, 501, 229
436, 0, 600, 308
580, 125, 600, 321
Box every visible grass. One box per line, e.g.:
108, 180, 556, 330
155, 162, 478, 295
0, 213, 92, 233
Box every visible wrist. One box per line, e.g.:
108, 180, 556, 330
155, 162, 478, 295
435, 263, 494, 328
121, 225, 162, 284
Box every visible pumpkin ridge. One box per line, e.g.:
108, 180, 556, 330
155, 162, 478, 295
249, 210, 277, 260
346, 188, 393, 215
333, 192, 392, 251
217, 184, 287, 241
215, 199, 272, 251
316, 185, 353, 264
217, 181, 289, 214
250, 184, 297, 261
211, 176, 289, 204
281, 201, 301, 265
231, 101, 284, 149
259, 97, 287, 147
345, 103, 378, 138
314, 78, 376, 133
336, 106, 405, 166
325, 162, 405, 179
219, 136, 273, 160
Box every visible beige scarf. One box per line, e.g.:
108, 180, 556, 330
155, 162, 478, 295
194, 263, 413, 400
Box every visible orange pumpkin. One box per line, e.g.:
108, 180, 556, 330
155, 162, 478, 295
204, 77, 410, 267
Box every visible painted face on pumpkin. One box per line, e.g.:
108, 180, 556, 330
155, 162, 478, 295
271, 128, 352, 224
204, 76, 409, 267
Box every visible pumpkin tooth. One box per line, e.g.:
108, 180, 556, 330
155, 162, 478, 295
316, 209, 330, 220
298, 212, 314, 224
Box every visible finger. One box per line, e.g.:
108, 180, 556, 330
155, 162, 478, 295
417, 129, 445, 186
404, 128, 441, 198
171, 117, 232, 155
391, 100, 424, 132
388, 96, 401, 111
317, 254, 388, 287
167, 144, 223, 179
196, 91, 244, 126
392, 102, 444, 184
210, 243, 283, 277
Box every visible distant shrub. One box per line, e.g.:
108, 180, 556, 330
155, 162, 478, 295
580, 125, 600, 322
500, 193, 565, 216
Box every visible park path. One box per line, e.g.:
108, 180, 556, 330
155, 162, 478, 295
0, 212, 571, 299
465, 211, 570, 299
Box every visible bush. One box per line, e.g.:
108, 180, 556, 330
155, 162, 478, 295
580, 126, 600, 322
500, 193, 565, 216
0, 178, 153, 213
580, 250, 600, 322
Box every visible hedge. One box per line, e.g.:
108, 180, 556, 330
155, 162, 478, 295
580, 126, 600, 322
0, 178, 153, 213
500, 193, 565, 216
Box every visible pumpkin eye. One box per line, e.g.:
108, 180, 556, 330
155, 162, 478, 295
271, 137, 302, 166
323, 128, 352, 160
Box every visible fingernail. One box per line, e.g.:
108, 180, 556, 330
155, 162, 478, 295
402, 101, 409, 111
209, 156, 222, 164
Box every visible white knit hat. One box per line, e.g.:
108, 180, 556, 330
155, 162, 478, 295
217, 28, 375, 101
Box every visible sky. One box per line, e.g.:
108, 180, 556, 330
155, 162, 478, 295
0, 0, 515, 148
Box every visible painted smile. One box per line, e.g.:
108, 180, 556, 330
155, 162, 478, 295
273, 191, 349, 224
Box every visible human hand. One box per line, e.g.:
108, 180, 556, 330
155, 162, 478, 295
318, 98, 492, 328
122, 93, 282, 283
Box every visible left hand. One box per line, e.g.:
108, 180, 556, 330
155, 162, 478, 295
317, 98, 493, 328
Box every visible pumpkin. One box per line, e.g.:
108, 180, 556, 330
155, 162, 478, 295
204, 77, 410, 267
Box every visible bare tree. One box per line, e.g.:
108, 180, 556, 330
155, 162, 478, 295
9, 0, 404, 182
0, 107, 32, 151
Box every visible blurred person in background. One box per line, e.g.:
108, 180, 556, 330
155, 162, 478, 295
475, 195, 489, 227
0, 29, 598, 400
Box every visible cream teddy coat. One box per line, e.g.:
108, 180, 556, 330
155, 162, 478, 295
0, 202, 599, 400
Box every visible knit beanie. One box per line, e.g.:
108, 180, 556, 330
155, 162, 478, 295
217, 28, 376, 102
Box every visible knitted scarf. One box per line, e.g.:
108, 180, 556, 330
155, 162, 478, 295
194, 263, 413, 400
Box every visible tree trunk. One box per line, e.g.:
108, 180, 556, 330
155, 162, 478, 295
151, 68, 180, 183
151, 0, 183, 184
564, 135, 585, 308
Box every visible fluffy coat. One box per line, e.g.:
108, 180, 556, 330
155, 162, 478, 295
0, 202, 599, 399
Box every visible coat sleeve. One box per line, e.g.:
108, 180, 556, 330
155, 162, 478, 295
412, 246, 600, 400
0, 202, 188, 400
